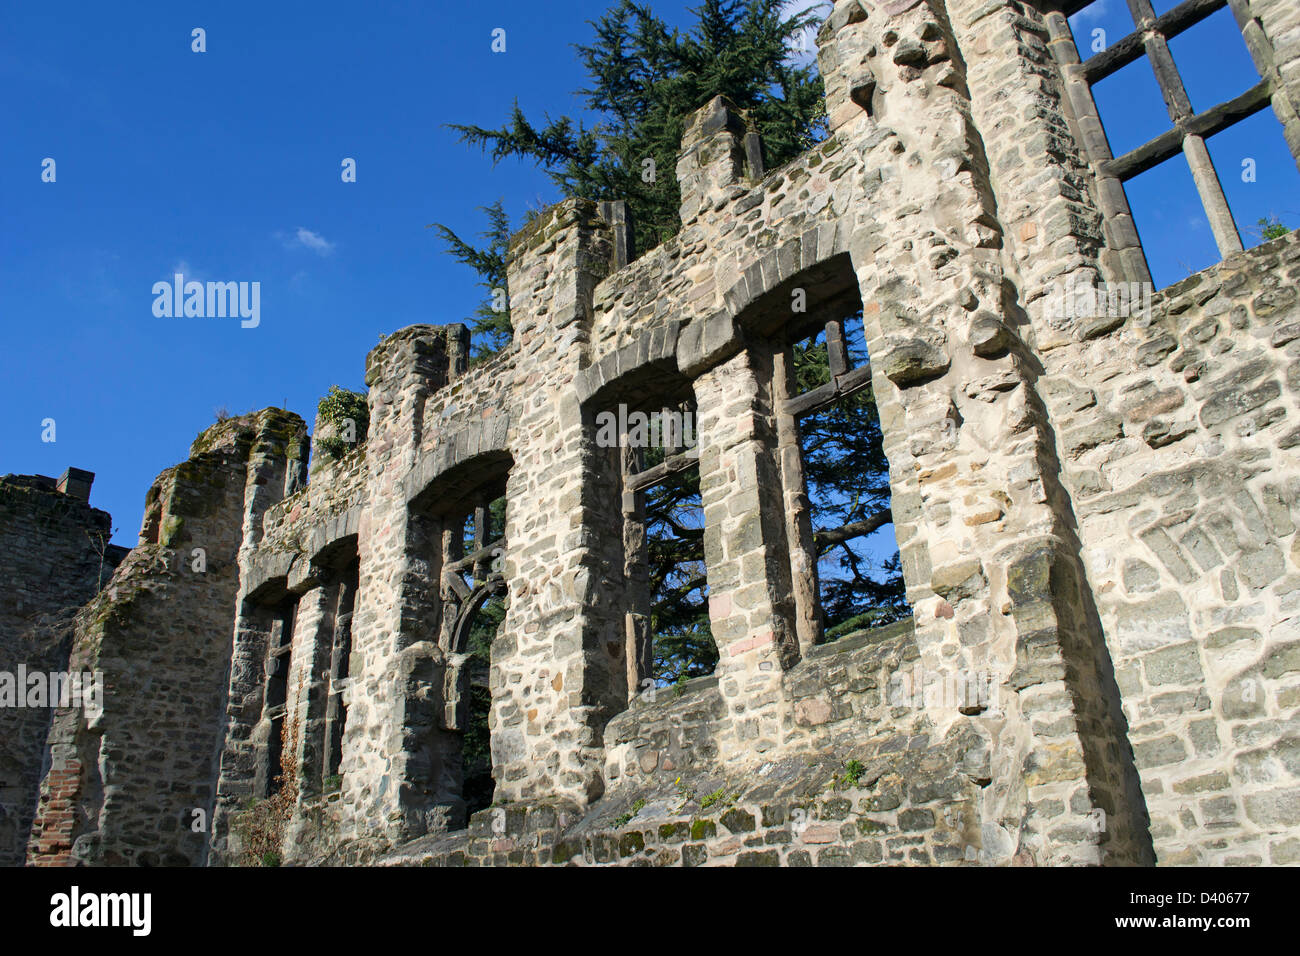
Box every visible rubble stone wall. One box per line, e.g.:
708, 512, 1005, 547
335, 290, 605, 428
0, 475, 119, 865
26, 411, 306, 865
1040, 245, 1300, 865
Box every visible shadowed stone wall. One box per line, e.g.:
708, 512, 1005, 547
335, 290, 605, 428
26, 411, 306, 866
0, 472, 123, 866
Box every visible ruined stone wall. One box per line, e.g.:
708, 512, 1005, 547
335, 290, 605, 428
1251, 0, 1300, 164
208, 419, 366, 864
1037, 241, 1300, 865
252, 0, 1299, 867
0, 474, 120, 866
11, 0, 1300, 868
942, 0, 1300, 864
588, 129, 858, 358
26, 410, 305, 865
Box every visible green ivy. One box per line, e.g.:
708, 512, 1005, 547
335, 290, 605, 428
315, 385, 369, 460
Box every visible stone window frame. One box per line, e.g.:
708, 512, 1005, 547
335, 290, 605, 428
404, 449, 514, 828
430, 473, 509, 821
619, 396, 708, 690
259, 598, 297, 798
1046, 0, 1299, 284
322, 555, 359, 789
439, 482, 508, 660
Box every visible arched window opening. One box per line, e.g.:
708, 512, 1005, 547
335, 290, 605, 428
729, 252, 909, 652
444, 492, 506, 820
409, 453, 512, 831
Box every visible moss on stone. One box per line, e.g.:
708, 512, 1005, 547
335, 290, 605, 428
689, 819, 716, 841
159, 515, 184, 547
658, 821, 689, 841
551, 838, 582, 864
618, 831, 645, 856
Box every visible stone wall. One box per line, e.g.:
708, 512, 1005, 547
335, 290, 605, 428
25, 410, 306, 865
0, 472, 122, 866
323, 620, 993, 867
946, 0, 1300, 864
1039, 240, 1300, 865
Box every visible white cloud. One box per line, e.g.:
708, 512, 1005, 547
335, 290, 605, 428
1070, 0, 1112, 24
291, 227, 335, 256
171, 259, 205, 282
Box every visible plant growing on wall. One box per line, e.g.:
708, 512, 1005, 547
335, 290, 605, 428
84, 526, 119, 591
1257, 215, 1291, 241
315, 385, 369, 461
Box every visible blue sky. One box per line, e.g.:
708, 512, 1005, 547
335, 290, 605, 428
2, 0, 1296, 546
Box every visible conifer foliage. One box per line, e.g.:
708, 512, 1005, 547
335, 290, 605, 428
450, 0, 826, 250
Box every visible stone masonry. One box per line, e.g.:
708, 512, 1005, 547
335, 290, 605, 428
0, 469, 125, 866
26, 411, 306, 865
9, 0, 1300, 866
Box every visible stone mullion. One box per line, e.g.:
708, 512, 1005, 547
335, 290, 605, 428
472, 495, 489, 583
694, 345, 799, 756
773, 344, 823, 656
1128, 0, 1246, 254
439, 519, 462, 651
620, 441, 652, 702
1181, 134, 1245, 254
1044, 8, 1154, 285
438, 516, 472, 734
825, 318, 849, 377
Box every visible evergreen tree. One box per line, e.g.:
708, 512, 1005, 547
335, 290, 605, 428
430, 199, 513, 359
641, 447, 713, 684
446, 0, 826, 250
